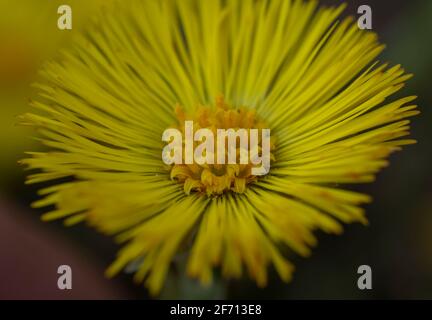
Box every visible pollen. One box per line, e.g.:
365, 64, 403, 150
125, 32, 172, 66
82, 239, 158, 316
169, 97, 275, 196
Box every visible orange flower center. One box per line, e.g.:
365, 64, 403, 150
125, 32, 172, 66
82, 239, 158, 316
168, 96, 275, 197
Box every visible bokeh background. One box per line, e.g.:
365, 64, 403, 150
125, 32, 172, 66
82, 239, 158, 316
0, 0, 430, 299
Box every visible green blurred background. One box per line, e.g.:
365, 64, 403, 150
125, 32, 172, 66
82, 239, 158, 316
0, 0, 431, 299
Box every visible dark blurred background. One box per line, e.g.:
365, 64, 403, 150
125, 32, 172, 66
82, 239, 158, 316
0, 0, 430, 299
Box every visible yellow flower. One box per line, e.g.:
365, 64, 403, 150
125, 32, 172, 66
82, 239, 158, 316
21, 0, 418, 295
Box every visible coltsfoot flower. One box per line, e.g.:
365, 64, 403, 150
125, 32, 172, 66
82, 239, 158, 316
21, 0, 418, 295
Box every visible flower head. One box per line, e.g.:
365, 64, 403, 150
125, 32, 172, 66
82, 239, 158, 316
21, 0, 418, 295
